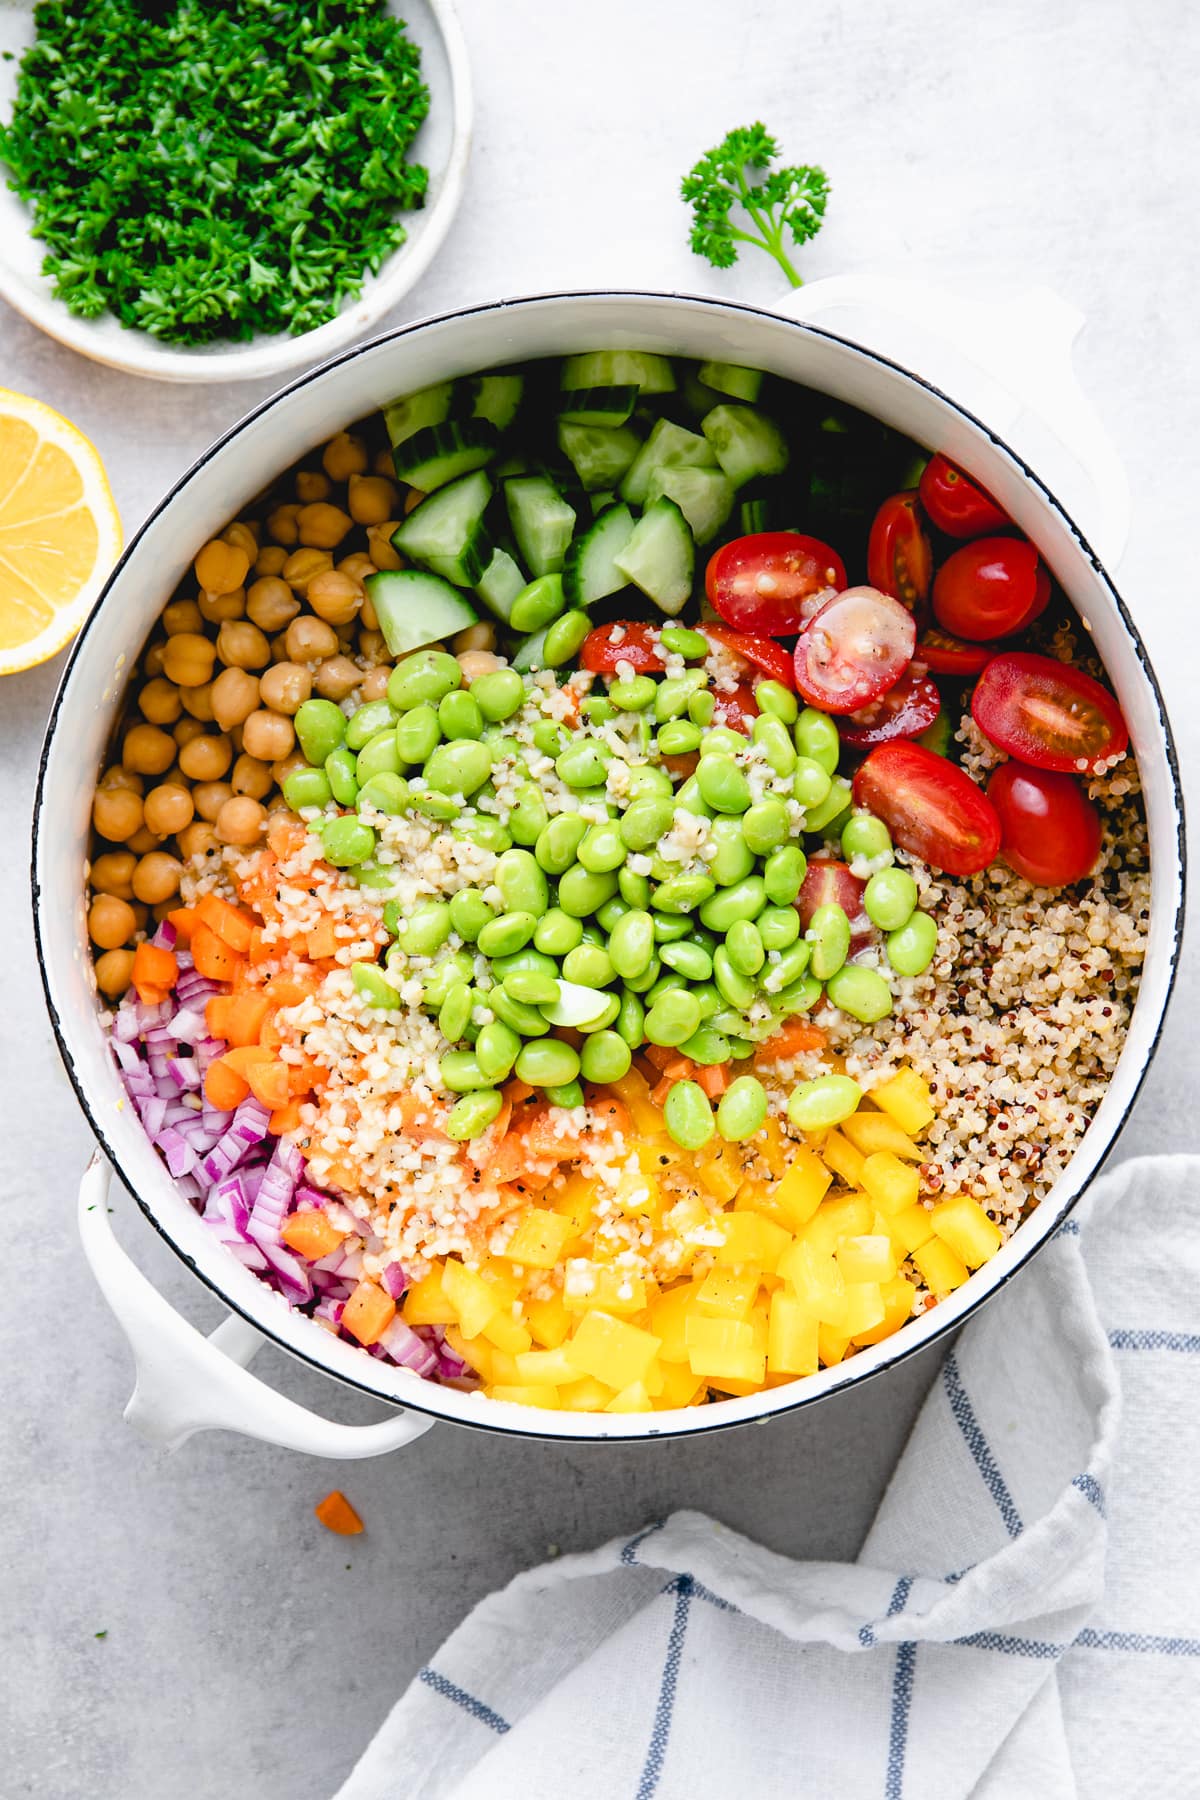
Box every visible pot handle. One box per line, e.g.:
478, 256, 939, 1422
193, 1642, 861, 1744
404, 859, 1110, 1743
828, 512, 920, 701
777, 275, 1130, 571
78, 1155, 436, 1459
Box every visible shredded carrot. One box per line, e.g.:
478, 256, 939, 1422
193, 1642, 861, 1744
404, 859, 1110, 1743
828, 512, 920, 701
165, 906, 198, 945
314, 1490, 364, 1536
191, 923, 244, 982
205, 992, 271, 1049
697, 1063, 730, 1099
281, 1210, 346, 1260
756, 1020, 827, 1062
130, 941, 178, 1002
204, 1059, 250, 1111
196, 892, 255, 954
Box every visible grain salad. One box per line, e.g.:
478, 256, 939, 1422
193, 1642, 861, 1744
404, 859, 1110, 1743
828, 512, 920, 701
86, 352, 1147, 1411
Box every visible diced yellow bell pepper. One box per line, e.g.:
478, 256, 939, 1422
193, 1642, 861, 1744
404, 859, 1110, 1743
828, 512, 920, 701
564, 1310, 662, 1389
643, 1359, 665, 1397
837, 1234, 897, 1284
655, 1362, 708, 1409
488, 1349, 523, 1385
442, 1258, 502, 1339
559, 1376, 616, 1411
694, 1141, 744, 1204
685, 1314, 766, 1384
778, 1237, 848, 1326
912, 1237, 969, 1295
840, 1109, 924, 1161
861, 1152, 922, 1216
886, 1203, 936, 1256
931, 1196, 1004, 1268
610, 1066, 667, 1136
489, 1384, 561, 1409
736, 1173, 787, 1229
801, 1191, 872, 1257
443, 1322, 492, 1381
482, 1309, 533, 1355
821, 1129, 866, 1188
514, 1346, 577, 1386
841, 1281, 886, 1337
871, 1068, 935, 1135
562, 1263, 647, 1314
502, 1208, 577, 1270
773, 1144, 832, 1229
526, 1289, 571, 1348
853, 1276, 917, 1345
767, 1289, 819, 1376
478, 1256, 523, 1307
605, 1380, 654, 1412
817, 1322, 852, 1366
401, 1263, 457, 1326
696, 1264, 761, 1321
553, 1172, 595, 1236
759, 1115, 789, 1178
637, 1139, 680, 1176
714, 1210, 791, 1269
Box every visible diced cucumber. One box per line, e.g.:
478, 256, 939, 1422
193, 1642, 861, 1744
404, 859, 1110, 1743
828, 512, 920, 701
365, 570, 479, 658
701, 405, 789, 488
474, 547, 527, 624
510, 623, 551, 672
558, 386, 638, 428
645, 465, 734, 546
505, 475, 577, 577
382, 382, 454, 449
740, 497, 770, 535
467, 372, 525, 432
495, 451, 536, 479
393, 421, 499, 492
619, 418, 717, 507
391, 470, 493, 587
557, 420, 642, 491
590, 489, 616, 515
561, 351, 676, 395
698, 361, 764, 403
613, 498, 695, 617
562, 504, 636, 608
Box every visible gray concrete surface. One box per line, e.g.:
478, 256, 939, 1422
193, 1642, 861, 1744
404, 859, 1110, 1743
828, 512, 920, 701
2, 0, 1197, 1794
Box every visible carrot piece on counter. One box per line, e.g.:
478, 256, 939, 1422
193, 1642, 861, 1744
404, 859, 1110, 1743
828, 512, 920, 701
342, 1280, 396, 1347
314, 1490, 364, 1536
130, 941, 178, 1002
191, 923, 243, 982
281, 1210, 346, 1260
269, 1099, 306, 1136
697, 1064, 730, 1099
165, 907, 198, 945
204, 1060, 250, 1111
195, 892, 255, 954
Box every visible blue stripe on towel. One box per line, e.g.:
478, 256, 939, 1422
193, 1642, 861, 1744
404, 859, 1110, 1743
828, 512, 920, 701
417, 1667, 510, 1733
942, 1351, 1024, 1538
1071, 1472, 1106, 1514
885, 1642, 917, 1798
636, 1576, 694, 1799
622, 1519, 667, 1566
1108, 1328, 1200, 1353
859, 1574, 914, 1647
1076, 1628, 1200, 1655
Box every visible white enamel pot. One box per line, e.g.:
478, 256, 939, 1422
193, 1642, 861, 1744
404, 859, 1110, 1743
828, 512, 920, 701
33, 281, 1185, 1458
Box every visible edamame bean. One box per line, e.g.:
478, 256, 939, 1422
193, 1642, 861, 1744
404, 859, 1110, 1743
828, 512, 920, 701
509, 782, 550, 846
351, 962, 399, 1009
794, 707, 840, 774
325, 746, 359, 807
448, 888, 495, 943
626, 764, 675, 801
696, 755, 751, 815
558, 864, 619, 917
758, 904, 801, 950
726, 918, 765, 976
752, 714, 796, 776
440, 1050, 493, 1092
664, 1079, 715, 1150
644, 988, 703, 1047
489, 988, 551, 1036
534, 908, 584, 956
477, 910, 537, 957
712, 945, 757, 1010
582, 697, 615, 723
792, 757, 832, 808
657, 719, 703, 755
787, 1073, 863, 1131
887, 910, 937, 976
619, 867, 652, 909
420, 951, 473, 1006
322, 814, 375, 866
438, 980, 474, 1042
497, 848, 550, 916
864, 867, 917, 931
659, 938, 713, 981
622, 954, 662, 992
688, 688, 716, 726
755, 681, 798, 725
826, 964, 893, 1023
358, 773, 409, 816
699, 875, 765, 931
394, 703, 441, 766
356, 730, 402, 785
774, 973, 822, 1016
398, 901, 452, 957
707, 817, 754, 887
510, 574, 566, 634
699, 727, 744, 758
609, 675, 656, 712
804, 776, 853, 835
410, 789, 461, 824
578, 822, 627, 874
438, 689, 484, 741
692, 981, 721, 1019
596, 895, 630, 932
543, 609, 592, 667
388, 649, 462, 712
445, 1089, 505, 1139
741, 799, 789, 855
652, 873, 716, 914
763, 845, 807, 905
504, 969, 561, 1006
842, 811, 893, 863
475, 1019, 523, 1082
470, 667, 525, 722
454, 815, 512, 854
806, 902, 850, 980
580, 992, 621, 1032
659, 624, 709, 658
679, 1025, 731, 1065
580, 1030, 632, 1083
515, 1037, 581, 1088
762, 939, 812, 992
294, 698, 347, 765
717, 1075, 768, 1142
654, 676, 693, 722
345, 699, 397, 752
608, 909, 655, 980
353, 864, 394, 891
491, 947, 558, 979
531, 719, 567, 758
535, 813, 588, 875
283, 766, 333, 811
555, 740, 610, 789
563, 944, 615, 987
544, 1080, 585, 1109
424, 740, 493, 797
670, 776, 712, 819
652, 912, 692, 942
646, 970, 687, 1003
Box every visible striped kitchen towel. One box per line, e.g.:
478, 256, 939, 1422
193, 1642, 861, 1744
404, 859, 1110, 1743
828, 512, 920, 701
335, 1155, 1200, 1799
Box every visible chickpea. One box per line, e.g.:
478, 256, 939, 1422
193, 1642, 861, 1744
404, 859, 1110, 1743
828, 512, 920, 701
258, 661, 312, 715
282, 547, 333, 597
230, 753, 273, 799
339, 548, 377, 580
366, 522, 403, 571
132, 851, 183, 905
198, 587, 246, 624
94, 947, 136, 1000
453, 621, 498, 654
223, 521, 258, 561
193, 780, 234, 822
215, 795, 268, 846
123, 722, 177, 775
323, 431, 369, 482
92, 786, 144, 843
180, 682, 215, 723
162, 632, 216, 688
285, 615, 339, 663
126, 825, 162, 856
269, 632, 291, 663
308, 569, 362, 627
241, 708, 295, 762
404, 486, 424, 515
355, 630, 387, 667
271, 750, 307, 788
266, 502, 302, 546
300, 470, 335, 504
373, 446, 395, 478
358, 591, 379, 633
178, 732, 233, 782
296, 502, 353, 550
99, 764, 143, 793
358, 665, 391, 703
142, 641, 167, 678
89, 894, 137, 949
178, 820, 219, 861
246, 576, 300, 633
194, 539, 250, 595
255, 543, 289, 578
457, 650, 505, 683
163, 598, 204, 636
210, 666, 261, 732
347, 473, 398, 525
143, 784, 194, 837
91, 850, 137, 899
138, 677, 182, 726
173, 716, 208, 747
216, 618, 271, 670
313, 655, 362, 701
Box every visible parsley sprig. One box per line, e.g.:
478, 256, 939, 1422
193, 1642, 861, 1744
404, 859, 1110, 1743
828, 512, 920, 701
681, 124, 830, 288
0, 0, 431, 345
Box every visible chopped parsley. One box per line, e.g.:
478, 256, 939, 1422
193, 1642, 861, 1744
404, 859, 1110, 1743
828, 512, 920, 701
681, 123, 829, 289
0, 0, 431, 344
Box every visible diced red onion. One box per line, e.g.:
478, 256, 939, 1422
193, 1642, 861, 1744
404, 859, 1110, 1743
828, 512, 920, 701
381, 1262, 407, 1300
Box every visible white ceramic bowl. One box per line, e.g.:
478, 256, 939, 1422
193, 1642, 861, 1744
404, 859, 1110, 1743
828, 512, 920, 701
0, 0, 471, 383
34, 287, 1185, 1457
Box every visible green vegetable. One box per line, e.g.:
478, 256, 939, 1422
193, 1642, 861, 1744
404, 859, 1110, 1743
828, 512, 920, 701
680, 123, 830, 288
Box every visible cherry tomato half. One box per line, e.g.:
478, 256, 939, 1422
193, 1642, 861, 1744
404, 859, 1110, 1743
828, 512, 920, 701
916, 626, 994, 677
837, 666, 941, 747
852, 740, 1002, 877
705, 532, 848, 637
971, 652, 1129, 774
700, 623, 795, 689
580, 622, 665, 675
932, 537, 1048, 642
919, 454, 1010, 538
797, 858, 873, 949
711, 682, 760, 734
793, 586, 916, 715
987, 761, 1102, 887
867, 491, 933, 615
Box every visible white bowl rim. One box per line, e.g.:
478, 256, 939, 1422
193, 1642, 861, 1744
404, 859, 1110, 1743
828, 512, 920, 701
32, 287, 1187, 1441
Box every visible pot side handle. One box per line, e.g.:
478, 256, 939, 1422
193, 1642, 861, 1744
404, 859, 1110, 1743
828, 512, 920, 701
777, 275, 1130, 571
78, 1155, 436, 1459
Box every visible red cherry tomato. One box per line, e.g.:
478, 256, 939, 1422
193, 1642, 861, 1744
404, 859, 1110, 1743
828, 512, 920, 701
919, 454, 1010, 537
705, 532, 848, 637
700, 623, 795, 689
867, 491, 933, 615
793, 586, 917, 715
932, 537, 1048, 642
852, 741, 1002, 877
916, 626, 994, 677
580, 622, 665, 675
710, 682, 760, 735
837, 666, 942, 747
987, 761, 1102, 887
972, 652, 1129, 774
796, 858, 873, 949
